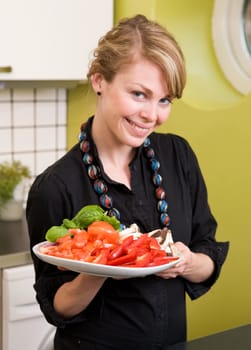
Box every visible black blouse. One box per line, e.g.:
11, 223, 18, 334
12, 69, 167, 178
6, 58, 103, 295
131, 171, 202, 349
26, 117, 229, 349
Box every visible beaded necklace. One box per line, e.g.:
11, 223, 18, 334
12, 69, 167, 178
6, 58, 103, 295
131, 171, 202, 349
79, 124, 170, 230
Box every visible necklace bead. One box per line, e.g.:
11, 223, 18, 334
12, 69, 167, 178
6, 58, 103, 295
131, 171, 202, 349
152, 173, 162, 186
79, 130, 86, 142
160, 212, 171, 226
157, 199, 168, 212
79, 127, 171, 229
80, 140, 90, 152
155, 186, 166, 199
145, 147, 155, 158
100, 193, 113, 209
149, 158, 160, 172
82, 153, 93, 165
108, 207, 121, 220
88, 164, 100, 180
93, 179, 108, 194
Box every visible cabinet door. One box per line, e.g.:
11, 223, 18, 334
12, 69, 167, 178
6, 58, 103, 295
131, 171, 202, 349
0, 0, 113, 83
2, 264, 55, 350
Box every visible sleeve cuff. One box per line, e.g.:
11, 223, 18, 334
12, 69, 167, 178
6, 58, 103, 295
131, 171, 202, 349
185, 241, 230, 300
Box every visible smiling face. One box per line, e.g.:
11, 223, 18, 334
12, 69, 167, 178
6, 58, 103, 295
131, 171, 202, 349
92, 58, 172, 149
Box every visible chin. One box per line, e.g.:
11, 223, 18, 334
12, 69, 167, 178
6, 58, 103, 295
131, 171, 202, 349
126, 137, 146, 148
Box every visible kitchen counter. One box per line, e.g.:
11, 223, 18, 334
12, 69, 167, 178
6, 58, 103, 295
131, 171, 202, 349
0, 214, 32, 268
167, 324, 251, 350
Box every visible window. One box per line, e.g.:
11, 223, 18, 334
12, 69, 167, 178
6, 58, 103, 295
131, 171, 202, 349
212, 0, 251, 94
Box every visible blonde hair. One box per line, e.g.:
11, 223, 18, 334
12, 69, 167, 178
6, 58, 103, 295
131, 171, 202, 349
87, 14, 186, 99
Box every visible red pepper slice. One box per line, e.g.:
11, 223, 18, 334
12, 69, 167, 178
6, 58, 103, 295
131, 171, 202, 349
148, 256, 179, 266
107, 250, 137, 266
149, 237, 161, 250
135, 252, 152, 267
150, 248, 167, 258
109, 235, 134, 260
125, 234, 150, 249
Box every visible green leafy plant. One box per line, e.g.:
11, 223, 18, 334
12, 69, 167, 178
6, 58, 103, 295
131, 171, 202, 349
0, 160, 31, 207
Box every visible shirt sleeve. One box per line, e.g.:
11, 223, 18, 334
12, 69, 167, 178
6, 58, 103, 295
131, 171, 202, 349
26, 169, 87, 327
34, 271, 88, 327
185, 241, 229, 299
177, 137, 230, 299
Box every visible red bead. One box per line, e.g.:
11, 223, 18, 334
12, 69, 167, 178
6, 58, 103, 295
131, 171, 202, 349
155, 186, 165, 199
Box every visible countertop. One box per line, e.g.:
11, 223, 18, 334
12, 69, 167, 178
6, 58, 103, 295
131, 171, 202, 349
0, 213, 32, 268
168, 324, 251, 350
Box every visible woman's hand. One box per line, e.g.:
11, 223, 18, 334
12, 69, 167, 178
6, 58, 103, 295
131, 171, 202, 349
155, 242, 215, 283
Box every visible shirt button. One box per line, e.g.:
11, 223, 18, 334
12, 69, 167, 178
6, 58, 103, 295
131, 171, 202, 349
157, 312, 164, 320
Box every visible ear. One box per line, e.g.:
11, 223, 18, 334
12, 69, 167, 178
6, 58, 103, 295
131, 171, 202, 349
91, 73, 104, 94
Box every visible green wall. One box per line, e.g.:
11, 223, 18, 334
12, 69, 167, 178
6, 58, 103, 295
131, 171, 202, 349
68, 0, 251, 340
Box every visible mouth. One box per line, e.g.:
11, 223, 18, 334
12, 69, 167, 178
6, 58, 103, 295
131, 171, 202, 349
125, 118, 152, 137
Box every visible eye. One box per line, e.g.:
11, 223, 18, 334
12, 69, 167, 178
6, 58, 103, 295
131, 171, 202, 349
132, 90, 145, 99
159, 97, 172, 105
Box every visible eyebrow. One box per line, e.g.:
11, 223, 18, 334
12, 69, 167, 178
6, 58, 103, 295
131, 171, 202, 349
132, 83, 152, 94
132, 83, 170, 100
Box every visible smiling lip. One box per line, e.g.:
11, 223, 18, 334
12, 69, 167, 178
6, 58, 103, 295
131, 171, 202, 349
125, 118, 153, 137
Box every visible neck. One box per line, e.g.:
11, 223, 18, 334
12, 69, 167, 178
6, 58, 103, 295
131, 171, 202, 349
91, 117, 136, 186
97, 146, 135, 189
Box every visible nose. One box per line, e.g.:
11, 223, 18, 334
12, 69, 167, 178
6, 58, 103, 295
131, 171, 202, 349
139, 101, 158, 122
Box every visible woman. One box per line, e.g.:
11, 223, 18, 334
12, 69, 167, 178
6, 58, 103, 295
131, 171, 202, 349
27, 14, 229, 350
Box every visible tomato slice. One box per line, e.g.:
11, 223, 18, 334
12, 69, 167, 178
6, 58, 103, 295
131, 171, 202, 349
40, 244, 57, 255
87, 221, 120, 243
72, 230, 88, 248
72, 248, 92, 261
91, 248, 110, 265
56, 234, 72, 244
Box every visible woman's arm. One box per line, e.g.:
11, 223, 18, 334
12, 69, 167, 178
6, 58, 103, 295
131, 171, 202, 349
53, 273, 106, 318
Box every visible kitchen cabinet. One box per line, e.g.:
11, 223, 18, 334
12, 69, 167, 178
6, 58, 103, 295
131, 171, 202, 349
2, 264, 55, 350
0, 216, 53, 349
0, 0, 113, 87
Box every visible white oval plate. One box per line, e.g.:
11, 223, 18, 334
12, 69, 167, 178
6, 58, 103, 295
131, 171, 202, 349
33, 242, 182, 278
